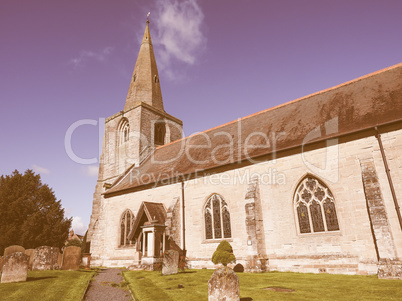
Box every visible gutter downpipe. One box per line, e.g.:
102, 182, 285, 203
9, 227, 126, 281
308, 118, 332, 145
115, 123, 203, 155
375, 126, 402, 231
181, 177, 186, 254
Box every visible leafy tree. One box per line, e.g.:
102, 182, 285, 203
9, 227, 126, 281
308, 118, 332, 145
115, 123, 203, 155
66, 238, 82, 248
212, 240, 236, 266
0, 169, 72, 255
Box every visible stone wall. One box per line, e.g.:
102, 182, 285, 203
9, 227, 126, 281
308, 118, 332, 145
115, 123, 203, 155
88, 102, 183, 244
89, 125, 402, 275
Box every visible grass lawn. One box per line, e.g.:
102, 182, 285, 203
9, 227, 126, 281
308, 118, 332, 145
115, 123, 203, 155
124, 269, 402, 301
0, 269, 95, 301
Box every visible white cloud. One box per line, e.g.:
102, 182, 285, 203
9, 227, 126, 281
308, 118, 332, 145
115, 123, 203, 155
153, 0, 206, 75
83, 165, 99, 177
69, 47, 113, 69
32, 164, 50, 175
72, 216, 87, 235
63, 206, 72, 217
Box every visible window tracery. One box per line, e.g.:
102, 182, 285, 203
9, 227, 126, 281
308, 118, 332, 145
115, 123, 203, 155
118, 118, 130, 145
120, 209, 134, 246
154, 122, 165, 146
204, 194, 231, 240
294, 176, 339, 234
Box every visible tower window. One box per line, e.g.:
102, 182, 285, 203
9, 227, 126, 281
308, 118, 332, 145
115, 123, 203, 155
294, 175, 339, 234
154, 122, 165, 146
118, 118, 130, 145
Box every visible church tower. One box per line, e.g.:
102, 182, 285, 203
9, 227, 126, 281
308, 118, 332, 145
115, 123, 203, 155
87, 18, 183, 246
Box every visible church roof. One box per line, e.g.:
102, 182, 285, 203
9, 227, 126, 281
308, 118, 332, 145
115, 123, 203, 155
124, 20, 164, 112
105, 63, 402, 196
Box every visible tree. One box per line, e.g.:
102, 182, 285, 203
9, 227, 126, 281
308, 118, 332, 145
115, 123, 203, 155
81, 230, 91, 253
66, 238, 82, 248
212, 240, 236, 266
0, 169, 72, 256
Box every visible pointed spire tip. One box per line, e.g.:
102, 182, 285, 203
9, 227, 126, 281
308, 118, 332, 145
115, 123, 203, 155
147, 12, 150, 23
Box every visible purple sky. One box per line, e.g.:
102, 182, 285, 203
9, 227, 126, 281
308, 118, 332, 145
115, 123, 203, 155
1, 0, 401, 234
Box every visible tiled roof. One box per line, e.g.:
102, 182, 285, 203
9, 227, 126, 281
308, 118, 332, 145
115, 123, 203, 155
105, 63, 402, 196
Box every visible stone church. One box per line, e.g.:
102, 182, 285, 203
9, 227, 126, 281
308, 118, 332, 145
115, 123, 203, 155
88, 20, 402, 276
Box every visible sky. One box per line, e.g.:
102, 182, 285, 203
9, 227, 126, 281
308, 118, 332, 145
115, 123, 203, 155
1, 0, 401, 235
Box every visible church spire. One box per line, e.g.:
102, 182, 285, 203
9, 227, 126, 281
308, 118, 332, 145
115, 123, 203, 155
124, 16, 164, 112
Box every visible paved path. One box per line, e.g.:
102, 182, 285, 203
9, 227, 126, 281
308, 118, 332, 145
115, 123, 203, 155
84, 269, 133, 301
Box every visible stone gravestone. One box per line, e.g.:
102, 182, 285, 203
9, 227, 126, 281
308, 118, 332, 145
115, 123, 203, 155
162, 250, 179, 276
233, 263, 244, 273
61, 246, 81, 270
208, 267, 240, 301
4, 245, 25, 257
32, 246, 60, 270
1, 252, 29, 283
24, 249, 35, 270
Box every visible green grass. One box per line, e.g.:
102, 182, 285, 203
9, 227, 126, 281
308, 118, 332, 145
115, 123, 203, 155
124, 269, 402, 301
0, 269, 96, 301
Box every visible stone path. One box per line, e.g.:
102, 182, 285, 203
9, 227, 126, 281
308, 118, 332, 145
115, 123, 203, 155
84, 269, 133, 301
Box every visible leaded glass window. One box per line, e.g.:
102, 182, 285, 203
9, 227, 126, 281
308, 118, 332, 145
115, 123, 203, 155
294, 176, 340, 234
205, 210, 213, 239
204, 194, 232, 240
120, 209, 134, 246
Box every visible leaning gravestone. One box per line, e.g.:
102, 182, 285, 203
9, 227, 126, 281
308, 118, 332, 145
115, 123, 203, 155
162, 250, 179, 275
32, 246, 60, 270
61, 246, 81, 270
24, 249, 35, 270
1, 252, 29, 283
4, 245, 25, 257
208, 266, 240, 301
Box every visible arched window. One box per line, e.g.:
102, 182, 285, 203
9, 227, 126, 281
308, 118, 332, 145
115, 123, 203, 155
118, 118, 129, 145
294, 175, 339, 234
120, 209, 134, 246
154, 122, 165, 146
204, 194, 232, 240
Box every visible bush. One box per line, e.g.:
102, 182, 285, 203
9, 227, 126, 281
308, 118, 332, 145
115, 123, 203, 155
211, 240, 236, 266
66, 238, 82, 248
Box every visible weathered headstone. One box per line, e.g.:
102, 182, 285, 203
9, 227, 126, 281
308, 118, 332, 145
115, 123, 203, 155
61, 246, 81, 270
4, 245, 25, 257
162, 250, 179, 275
24, 249, 35, 270
32, 246, 60, 270
233, 263, 244, 273
208, 267, 240, 301
0, 252, 29, 283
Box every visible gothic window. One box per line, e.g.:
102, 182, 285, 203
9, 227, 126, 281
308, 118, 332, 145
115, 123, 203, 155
120, 209, 134, 246
294, 176, 339, 234
118, 118, 130, 145
154, 122, 165, 146
204, 194, 232, 240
